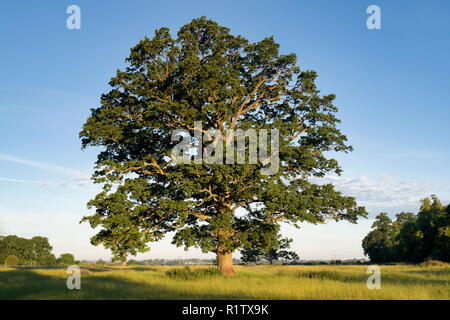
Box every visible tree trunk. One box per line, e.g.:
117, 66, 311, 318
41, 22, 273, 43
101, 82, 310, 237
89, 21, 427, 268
217, 251, 235, 275
122, 253, 127, 266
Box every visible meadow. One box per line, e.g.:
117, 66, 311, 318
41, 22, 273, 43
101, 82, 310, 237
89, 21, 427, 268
0, 264, 448, 300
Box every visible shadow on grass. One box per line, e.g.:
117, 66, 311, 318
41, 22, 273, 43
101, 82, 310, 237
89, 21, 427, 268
9, 266, 114, 273
3, 267, 447, 299
117, 267, 161, 272
275, 270, 450, 286
0, 268, 232, 300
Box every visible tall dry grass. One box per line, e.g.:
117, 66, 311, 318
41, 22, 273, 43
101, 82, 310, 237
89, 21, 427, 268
0, 264, 448, 300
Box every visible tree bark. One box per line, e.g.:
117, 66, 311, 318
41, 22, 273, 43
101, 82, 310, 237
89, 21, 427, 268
217, 251, 235, 275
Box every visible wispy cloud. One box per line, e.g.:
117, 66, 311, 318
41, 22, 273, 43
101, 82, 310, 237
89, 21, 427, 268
0, 153, 443, 211
0, 152, 94, 190
0, 153, 84, 176
0, 177, 42, 184
311, 174, 436, 212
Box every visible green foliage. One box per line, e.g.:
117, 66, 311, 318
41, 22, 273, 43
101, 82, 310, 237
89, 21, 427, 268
241, 234, 299, 264
5, 255, 19, 266
362, 213, 400, 263
416, 195, 449, 262
362, 195, 450, 263
57, 253, 76, 265
96, 259, 107, 265
80, 16, 366, 264
0, 235, 56, 266
303, 260, 322, 265
294, 270, 342, 281
165, 266, 223, 280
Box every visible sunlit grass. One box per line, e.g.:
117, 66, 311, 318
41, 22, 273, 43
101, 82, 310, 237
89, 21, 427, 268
0, 264, 448, 300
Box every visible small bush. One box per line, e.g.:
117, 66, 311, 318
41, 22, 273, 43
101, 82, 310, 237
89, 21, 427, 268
304, 260, 321, 265
5, 255, 19, 266
420, 259, 447, 267
295, 270, 343, 281
166, 266, 223, 280
96, 259, 107, 266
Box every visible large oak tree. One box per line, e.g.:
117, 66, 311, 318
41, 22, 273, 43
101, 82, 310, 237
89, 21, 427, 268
80, 17, 366, 274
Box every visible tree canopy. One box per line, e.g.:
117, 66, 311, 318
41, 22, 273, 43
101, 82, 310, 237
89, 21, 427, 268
0, 235, 57, 266
57, 253, 76, 265
80, 16, 366, 274
240, 234, 299, 264
362, 195, 449, 263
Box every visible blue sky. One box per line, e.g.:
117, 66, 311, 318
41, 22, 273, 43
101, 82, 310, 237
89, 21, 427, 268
0, 0, 449, 261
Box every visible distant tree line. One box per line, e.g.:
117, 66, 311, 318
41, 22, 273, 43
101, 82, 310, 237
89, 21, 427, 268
362, 195, 450, 263
0, 235, 75, 266
300, 259, 367, 265
131, 258, 217, 266
240, 235, 299, 264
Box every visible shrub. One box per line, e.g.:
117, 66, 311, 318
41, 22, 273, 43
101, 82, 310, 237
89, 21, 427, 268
5, 255, 19, 266
96, 259, 107, 265
166, 266, 223, 280
420, 259, 447, 267
57, 253, 75, 265
295, 270, 343, 281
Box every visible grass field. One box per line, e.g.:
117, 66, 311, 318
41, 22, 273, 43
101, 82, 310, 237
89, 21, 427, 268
0, 264, 449, 300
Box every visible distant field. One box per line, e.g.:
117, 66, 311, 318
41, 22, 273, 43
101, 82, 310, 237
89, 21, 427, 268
0, 264, 449, 300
